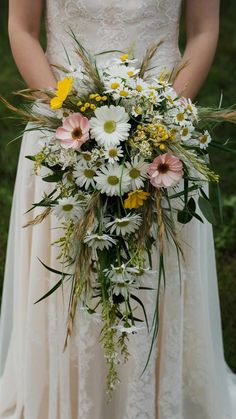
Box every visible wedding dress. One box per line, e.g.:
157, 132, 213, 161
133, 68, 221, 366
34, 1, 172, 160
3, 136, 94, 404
0, 0, 236, 418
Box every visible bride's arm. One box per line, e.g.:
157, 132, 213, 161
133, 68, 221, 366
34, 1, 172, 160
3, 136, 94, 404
173, 0, 220, 100
8, 0, 57, 89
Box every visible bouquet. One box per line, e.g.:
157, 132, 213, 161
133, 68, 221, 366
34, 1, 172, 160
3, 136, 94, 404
3, 34, 236, 398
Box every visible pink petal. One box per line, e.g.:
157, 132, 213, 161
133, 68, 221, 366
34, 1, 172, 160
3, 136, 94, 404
60, 140, 74, 149
56, 127, 73, 141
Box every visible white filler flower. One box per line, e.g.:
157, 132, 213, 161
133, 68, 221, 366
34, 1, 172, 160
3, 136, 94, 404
53, 197, 83, 221
94, 163, 130, 196
90, 105, 131, 148
107, 213, 142, 236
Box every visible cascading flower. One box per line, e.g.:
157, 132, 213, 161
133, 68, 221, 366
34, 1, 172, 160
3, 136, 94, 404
148, 153, 183, 188
56, 113, 90, 149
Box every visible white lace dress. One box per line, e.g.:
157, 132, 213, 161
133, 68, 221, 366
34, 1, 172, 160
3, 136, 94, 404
0, 1, 236, 418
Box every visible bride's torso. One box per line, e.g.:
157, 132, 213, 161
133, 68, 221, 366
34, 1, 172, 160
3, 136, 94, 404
45, 0, 182, 73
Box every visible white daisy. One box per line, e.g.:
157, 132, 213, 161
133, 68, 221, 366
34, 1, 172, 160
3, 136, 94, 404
162, 87, 178, 107
53, 197, 83, 221
113, 325, 145, 334
104, 264, 139, 298
104, 77, 124, 93
84, 233, 117, 250
198, 130, 212, 149
104, 64, 139, 80
94, 163, 130, 196
165, 107, 191, 127
180, 125, 195, 141
125, 156, 149, 190
74, 162, 97, 190
131, 105, 144, 118
107, 213, 142, 236
180, 97, 199, 122
103, 146, 124, 163
111, 87, 132, 100
90, 105, 131, 148
77, 151, 93, 165
61, 171, 75, 187
126, 77, 149, 95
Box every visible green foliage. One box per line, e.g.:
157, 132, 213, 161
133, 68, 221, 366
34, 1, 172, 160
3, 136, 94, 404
0, 0, 235, 371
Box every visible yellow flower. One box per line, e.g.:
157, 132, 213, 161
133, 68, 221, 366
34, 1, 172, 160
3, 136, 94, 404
50, 76, 74, 110
124, 189, 150, 209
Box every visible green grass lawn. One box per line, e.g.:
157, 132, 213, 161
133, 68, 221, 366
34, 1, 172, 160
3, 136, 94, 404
0, 0, 236, 371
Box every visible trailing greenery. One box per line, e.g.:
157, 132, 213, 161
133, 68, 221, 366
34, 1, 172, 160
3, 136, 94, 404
0, 0, 235, 371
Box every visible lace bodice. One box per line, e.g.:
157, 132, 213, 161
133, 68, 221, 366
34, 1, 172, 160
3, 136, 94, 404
45, 0, 182, 73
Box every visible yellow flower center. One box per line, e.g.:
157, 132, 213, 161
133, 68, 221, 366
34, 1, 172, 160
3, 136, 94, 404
109, 148, 118, 158
136, 85, 143, 92
111, 82, 120, 89
182, 128, 189, 136
120, 53, 129, 62
119, 90, 129, 97
84, 169, 96, 178
117, 220, 130, 227
62, 204, 73, 212
83, 153, 92, 161
127, 71, 134, 77
134, 106, 142, 115
104, 120, 117, 133
108, 175, 119, 185
176, 113, 185, 122
200, 135, 208, 144
129, 168, 140, 179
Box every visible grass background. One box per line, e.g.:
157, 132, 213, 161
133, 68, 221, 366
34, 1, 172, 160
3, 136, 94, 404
0, 1, 236, 370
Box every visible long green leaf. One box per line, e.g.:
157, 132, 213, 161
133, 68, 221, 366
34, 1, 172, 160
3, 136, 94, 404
34, 278, 64, 304
130, 293, 150, 332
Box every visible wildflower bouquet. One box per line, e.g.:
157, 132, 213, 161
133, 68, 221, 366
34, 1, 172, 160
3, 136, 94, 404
3, 35, 236, 397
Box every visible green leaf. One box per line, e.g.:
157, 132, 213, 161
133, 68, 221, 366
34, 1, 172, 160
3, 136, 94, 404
37, 258, 71, 277
130, 293, 150, 332
169, 184, 199, 199
34, 278, 64, 304
198, 196, 216, 225
177, 197, 196, 224
43, 172, 63, 183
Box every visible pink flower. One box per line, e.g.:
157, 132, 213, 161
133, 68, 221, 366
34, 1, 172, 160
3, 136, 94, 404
56, 113, 89, 149
147, 153, 183, 188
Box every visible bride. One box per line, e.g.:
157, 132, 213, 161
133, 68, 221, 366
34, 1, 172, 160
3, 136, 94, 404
0, 0, 236, 418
